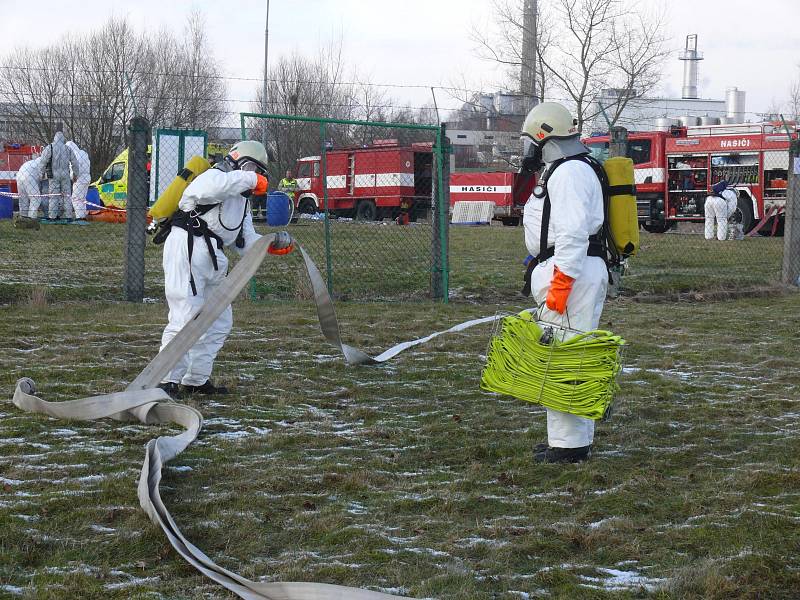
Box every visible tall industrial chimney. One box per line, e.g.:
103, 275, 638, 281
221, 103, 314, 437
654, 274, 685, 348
520, 0, 538, 112
678, 34, 703, 99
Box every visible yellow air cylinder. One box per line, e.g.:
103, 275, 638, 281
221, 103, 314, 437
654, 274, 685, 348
604, 156, 639, 257
148, 155, 211, 221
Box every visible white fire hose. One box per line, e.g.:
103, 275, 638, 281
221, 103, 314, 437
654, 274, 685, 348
11, 233, 501, 600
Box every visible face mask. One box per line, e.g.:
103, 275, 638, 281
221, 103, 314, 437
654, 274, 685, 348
520, 136, 543, 174
239, 160, 267, 176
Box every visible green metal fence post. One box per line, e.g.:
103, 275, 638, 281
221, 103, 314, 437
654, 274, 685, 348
433, 124, 450, 302
321, 121, 333, 296
241, 114, 257, 301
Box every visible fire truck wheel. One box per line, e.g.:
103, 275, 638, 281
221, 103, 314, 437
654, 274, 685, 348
733, 194, 755, 234
298, 198, 317, 214
642, 220, 672, 233
502, 217, 520, 226
356, 200, 377, 221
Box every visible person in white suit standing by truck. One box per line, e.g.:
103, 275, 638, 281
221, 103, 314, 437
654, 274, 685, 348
704, 179, 738, 241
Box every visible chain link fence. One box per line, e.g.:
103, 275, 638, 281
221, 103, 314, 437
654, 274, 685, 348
0, 121, 159, 303
238, 113, 448, 302
2, 115, 799, 304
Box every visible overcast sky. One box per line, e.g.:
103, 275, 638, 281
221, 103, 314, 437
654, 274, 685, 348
1, 0, 798, 122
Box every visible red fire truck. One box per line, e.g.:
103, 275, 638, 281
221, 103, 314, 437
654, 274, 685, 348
583, 123, 796, 235
0, 143, 44, 196
293, 140, 433, 221
448, 171, 530, 226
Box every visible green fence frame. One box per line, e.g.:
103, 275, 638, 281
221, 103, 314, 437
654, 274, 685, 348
239, 112, 449, 302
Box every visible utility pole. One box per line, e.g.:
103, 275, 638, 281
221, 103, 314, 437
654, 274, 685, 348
521, 0, 538, 113
262, 0, 270, 147
783, 138, 800, 286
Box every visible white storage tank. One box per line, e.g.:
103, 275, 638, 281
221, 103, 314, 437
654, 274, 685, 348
726, 87, 746, 124
700, 116, 721, 126
655, 117, 679, 131
678, 115, 700, 127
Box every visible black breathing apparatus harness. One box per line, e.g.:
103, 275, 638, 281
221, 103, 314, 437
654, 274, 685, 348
154, 161, 252, 296
521, 152, 621, 297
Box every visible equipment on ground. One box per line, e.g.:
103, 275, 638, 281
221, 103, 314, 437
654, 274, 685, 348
12, 215, 40, 230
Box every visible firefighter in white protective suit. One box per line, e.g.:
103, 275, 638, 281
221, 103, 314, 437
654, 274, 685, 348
520, 102, 608, 464
66, 141, 91, 219
157, 141, 293, 399
15, 146, 52, 218
47, 131, 76, 220
704, 180, 738, 241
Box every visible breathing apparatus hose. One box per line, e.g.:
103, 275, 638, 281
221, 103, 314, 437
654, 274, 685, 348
480, 310, 625, 420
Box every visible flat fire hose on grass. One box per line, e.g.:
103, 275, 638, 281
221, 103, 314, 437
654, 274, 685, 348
10, 233, 503, 600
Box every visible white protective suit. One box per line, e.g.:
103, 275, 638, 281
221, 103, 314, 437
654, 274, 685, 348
15, 146, 52, 218
160, 168, 262, 387
66, 141, 91, 219
523, 158, 608, 449
704, 189, 738, 241
48, 132, 76, 219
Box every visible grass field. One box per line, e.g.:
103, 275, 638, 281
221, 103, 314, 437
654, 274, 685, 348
0, 219, 787, 303
2, 276, 799, 598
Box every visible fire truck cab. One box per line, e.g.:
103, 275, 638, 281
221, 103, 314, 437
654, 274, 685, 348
293, 140, 433, 221
583, 123, 795, 235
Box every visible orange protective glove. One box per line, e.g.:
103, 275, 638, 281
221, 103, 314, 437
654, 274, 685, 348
545, 266, 575, 314
253, 174, 268, 196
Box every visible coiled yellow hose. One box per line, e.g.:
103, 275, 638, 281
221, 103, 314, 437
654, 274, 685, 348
480, 310, 625, 420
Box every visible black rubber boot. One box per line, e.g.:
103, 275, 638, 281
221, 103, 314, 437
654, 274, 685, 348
534, 445, 592, 464
182, 380, 229, 396
157, 381, 182, 400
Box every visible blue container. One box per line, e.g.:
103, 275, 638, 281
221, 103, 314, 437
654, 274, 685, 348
85, 186, 103, 210
266, 191, 292, 226
0, 192, 13, 219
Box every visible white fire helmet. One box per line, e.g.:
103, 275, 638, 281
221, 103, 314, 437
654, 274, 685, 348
226, 140, 269, 174
521, 102, 579, 148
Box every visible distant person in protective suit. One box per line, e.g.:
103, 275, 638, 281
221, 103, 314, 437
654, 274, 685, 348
15, 146, 52, 218
66, 141, 91, 220
47, 131, 77, 220
704, 180, 738, 241
520, 102, 608, 464
157, 141, 293, 399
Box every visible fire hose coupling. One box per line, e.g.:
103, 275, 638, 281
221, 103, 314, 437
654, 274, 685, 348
267, 231, 294, 255
16, 377, 36, 395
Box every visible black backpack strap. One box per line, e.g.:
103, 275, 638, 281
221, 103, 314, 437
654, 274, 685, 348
522, 153, 614, 293
575, 155, 620, 269
171, 208, 224, 296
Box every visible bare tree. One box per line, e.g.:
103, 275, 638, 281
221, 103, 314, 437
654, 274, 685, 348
472, 0, 667, 132
540, 0, 668, 131
470, 0, 553, 105
0, 14, 227, 179
788, 68, 800, 123
170, 11, 225, 129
